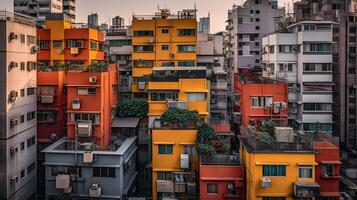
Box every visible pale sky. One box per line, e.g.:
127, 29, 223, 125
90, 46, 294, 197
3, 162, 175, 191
2, 0, 295, 33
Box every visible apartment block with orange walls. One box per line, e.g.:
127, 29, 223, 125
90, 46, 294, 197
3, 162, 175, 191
66, 64, 118, 149
234, 73, 288, 128
37, 13, 104, 66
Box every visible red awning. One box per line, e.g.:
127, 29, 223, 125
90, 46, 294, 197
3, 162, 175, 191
201, 177, 243, 181
320, 192, 340, 197
320, 160, 342, 164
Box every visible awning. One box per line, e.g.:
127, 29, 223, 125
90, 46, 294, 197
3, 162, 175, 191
320, 192, 340, 197
303, 82, 335, 86
320, 160, 342, 164
111, 117, 140, 128
201, 177, 243, 181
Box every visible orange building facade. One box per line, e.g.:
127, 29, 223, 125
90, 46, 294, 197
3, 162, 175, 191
234, 73, 288, 128
66, 64, 118, 148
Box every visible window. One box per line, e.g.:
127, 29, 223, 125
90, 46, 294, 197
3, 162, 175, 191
177, 45, 195, 52
279, 63, 294, 72
304, 24, 316, 31
27, 35, 36, 44
133, 45, 154, 52
27, 136, 36, 148
27, 162, 35, 175
39, 40, 50, 49
303, 43, 332, 53
251, 96, 273, 108
255, 0, 261, 4
207, 183, 218, 194
67, 40, 85, 48
177, 29, 196, 36
303, 103, 332, 111
157, 171, 172, 180
162, 28, 169, 34
187, 93, 206, 101
303, 63, 332, 72
263, 165, 286, 176
178, 61, 195, 67
255, 10, 260, 14
161, 45, 169, 51
250, 10, 254, 14
20, 142, 25, 150
133, 30, 154, 36
158, 144, 173, 154
255, 26, 260, 30
109, 39, 132, 47
37, 111, 55, 123
256, 18, 260, 22
322, 164, 334, 176
90, 41, 98, 50
20, 62, 25, 70
38, 86, 56, 95
27, 87, 35, 95
21, 170, 25, 179
20, 34, 25, 43
183, 145, 194, 156
71, 113, 100, 124
27, 111, 36, 121
20, 115, 25, 123
238, 18, 243, 24
150, 92, 178, 101
77, 87, 96, 95
269, 45, 275, 53
51, 166, 81, 177
53, 40, 62, 48
299, 165, 313, 178
20, 89, 25, 97
93, 167, 115, 177
303, 123, 332, 132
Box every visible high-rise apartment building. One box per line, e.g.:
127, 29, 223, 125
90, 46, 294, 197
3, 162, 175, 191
88, 13, 99, 28
198, 16, 210, 33
131, 9, 198, 99
14, 0, 77, 25
0, 11, 37, 200
226, 0, 285, 72
112, 16, 125, 29
262, 21, 335, 133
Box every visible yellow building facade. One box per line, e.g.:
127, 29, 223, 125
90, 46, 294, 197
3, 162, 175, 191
131, 9, 198, 97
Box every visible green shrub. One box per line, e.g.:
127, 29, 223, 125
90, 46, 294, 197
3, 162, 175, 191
160, 108, 200, 124
116, 99, 148, 118
196, 123, 220, 156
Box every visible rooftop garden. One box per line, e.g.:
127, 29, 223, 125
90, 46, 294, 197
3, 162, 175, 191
159, 108, 200, 128
116, 99, 148, 118
37, 61, 110, 72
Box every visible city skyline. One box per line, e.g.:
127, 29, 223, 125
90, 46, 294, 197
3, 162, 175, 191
5, 0, 293, 33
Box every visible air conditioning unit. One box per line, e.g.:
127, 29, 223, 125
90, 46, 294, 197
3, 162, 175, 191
147, 39, 155, 44
227, 183, 234, 190
10, 118, 18, 128
72, 99, 80, 109
9, 90, 18, 102
80, 142, 94, 151
157, 180, 174, 193
168, 101, 187, 110
261, 177, 271, 188
10, 146, 18, 154
83, 151, 93, 163
41, 95, 54, 104
70, 47, 79, 55
180, 154, 189, 169
138, 82, 146, 90
9, 32, 18, 40
31, 46, 40, 54
89, 76, 97, 83
10, 175, 18, 185
9, 62, 18, 69
233, 112, 241, 124
89, 183, 101, 197
56, 174, 70, 189
57, 49, 64, 54
273, 102, 287, 114
77, 122, 93, 137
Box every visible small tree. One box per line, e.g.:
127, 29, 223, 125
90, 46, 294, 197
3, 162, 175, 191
261, 119, 276, 135
196, 123, 220, 156
116, 99, 148, 118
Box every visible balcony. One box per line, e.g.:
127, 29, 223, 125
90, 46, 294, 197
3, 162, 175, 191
294, 182, 320, 198
224, 188, 244, 199
200, 154, 240, 166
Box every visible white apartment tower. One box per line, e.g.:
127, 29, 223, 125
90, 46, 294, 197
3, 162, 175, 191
226, 0, 285, 72
0, 11, 37, 199
262, 21, 336, 133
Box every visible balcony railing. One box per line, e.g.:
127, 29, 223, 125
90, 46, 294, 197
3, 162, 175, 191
152, 119, 198, 130
37, 64, 110, 72
200, 154, 240, 165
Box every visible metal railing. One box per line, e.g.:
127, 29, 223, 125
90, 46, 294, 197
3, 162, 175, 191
0, 10, 36, 26
200, 154, 240, 165
37, 64, 110, 72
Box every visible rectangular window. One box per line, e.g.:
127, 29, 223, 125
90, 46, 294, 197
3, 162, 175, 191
66, 40, 85, 48
207, 183, 218, 194
251, 96, 272, 107
158, 144, 173, 154
303, 123, 332, 132
71, 113, 100, 124
20, 62, 25, 70
37, 111, 55, 123
298, 165, 313, 178
304, 24, 316, 31
303, 103, 332, 111
20, 34, 25, 43
93, 167, 115, 177
262, 165, 286, 176
90, 41, 98, 50
51, 166, 81, 177
20, 89, 25, 97
27, 87, 35, 95
162, 28, 169, 34
183, 145, 194, 156
109, 39, 132, 47
178, 61, 195, 67
304, 84, 333, 92
187, 93, 206, 101
161, 45, 169, 51
21, 170, 25, 178
303, 43, 332, 53
133, 45, 154, 52
133, 30, 154, 36
269, 45, 275, 53
150, 92, 178, 101
27, 136, 36, 148
157, 171, 172, 180
322, 164, 334, 176
177, 29, 196, 36
20, 115, 25, 123
27, 162, 35, 175
53, 40, 62, 48
177, 45, 195, 52
77, 87, 97, 95
20, 142, 25, 150
26, 111, 36, 121
303, 63, 332, 72
39, 40, 50, 49
27, 35, 36, 44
